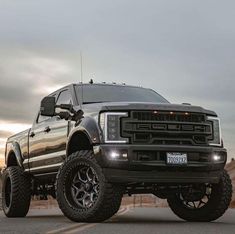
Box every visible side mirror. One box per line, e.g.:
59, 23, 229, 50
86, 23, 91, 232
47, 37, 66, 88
59, 104, 73, 112
40, 96, 56, 116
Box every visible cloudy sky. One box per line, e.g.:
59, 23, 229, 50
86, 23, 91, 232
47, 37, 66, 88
0, 0, 234, 161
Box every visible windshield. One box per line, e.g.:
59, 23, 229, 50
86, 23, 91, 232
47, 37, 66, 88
75, 84, 169, 104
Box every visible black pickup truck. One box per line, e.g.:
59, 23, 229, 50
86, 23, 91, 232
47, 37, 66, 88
2, 82, 232, 222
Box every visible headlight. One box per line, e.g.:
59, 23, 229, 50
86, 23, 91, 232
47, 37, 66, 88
99, 112, 128, 143
207, 116, 222, 146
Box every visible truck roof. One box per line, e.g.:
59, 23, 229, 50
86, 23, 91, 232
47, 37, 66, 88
48, 82, 146, 97
73, 82, 143, 88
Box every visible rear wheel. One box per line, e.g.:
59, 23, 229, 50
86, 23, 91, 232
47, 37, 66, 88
167, 170, 232, 222
56, 150, 124, 222
2, 166, 31, 217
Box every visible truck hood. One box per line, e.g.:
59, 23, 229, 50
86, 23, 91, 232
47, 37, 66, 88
82, 102, 216, 116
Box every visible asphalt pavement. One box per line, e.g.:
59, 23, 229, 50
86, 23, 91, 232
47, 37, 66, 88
0, 207, 235, 234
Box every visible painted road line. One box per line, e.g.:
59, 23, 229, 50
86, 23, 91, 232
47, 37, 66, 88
46, 224, 85, 234
47, 206, 130, 234
67, 207, 131, 233
65, 223, 97, 234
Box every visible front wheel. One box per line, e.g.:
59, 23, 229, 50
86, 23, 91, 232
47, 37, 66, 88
56, 150, 124, 222
167, 170, 232, 222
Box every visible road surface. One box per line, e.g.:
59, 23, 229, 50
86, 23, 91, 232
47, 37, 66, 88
0, 207, 235, 234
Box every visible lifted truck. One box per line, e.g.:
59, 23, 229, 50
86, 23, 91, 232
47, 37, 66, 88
2, 83, 232, 222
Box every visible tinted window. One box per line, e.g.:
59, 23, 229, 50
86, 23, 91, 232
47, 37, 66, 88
56, 90, 72, 105
75, 85, 169, 104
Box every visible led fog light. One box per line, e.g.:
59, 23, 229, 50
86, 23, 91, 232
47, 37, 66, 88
110, 151, 120, 159
212, 154, 221, 161
109, 151, 128, 160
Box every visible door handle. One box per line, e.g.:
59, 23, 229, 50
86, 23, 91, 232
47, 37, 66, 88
29, 132, 35, 138
44, 126, 51, 133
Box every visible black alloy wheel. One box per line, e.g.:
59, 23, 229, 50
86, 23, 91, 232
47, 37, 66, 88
167, 170, 232, 222
68, 163, 99, 209
56, 150, 124, 222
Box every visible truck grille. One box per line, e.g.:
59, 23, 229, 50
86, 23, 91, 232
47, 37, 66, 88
121, 111, 212, 145
132, 111, 205, 122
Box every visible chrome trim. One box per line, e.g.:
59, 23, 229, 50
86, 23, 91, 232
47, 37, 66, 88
25, 162, 62, 172
34, 171, 58, 177
28, 150, 66, 163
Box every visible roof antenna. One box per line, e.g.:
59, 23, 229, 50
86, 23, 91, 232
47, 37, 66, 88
80, 52, 84, 107
89, 79, 94, 84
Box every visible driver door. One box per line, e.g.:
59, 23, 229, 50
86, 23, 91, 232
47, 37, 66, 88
37, 88, 73, 173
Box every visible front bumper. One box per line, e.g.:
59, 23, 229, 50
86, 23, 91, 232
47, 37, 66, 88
94, 144, 227, 184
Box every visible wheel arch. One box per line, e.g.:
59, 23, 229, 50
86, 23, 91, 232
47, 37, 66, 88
6, 142, 24, 168
66, 117, 102, 157
66, 131, 92, 156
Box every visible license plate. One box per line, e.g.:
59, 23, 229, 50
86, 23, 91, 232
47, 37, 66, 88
166, 153, 187, 165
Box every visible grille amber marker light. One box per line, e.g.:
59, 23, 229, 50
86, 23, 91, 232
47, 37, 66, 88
170, 111, 174, 115
153, 111, 158, 114
185, 112, 189, 115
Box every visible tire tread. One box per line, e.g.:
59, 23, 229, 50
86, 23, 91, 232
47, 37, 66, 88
167, 170, 232, 222
56, 150, 123, 222
2, 166, 31, 217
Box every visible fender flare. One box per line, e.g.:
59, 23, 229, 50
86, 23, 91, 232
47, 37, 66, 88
66, 116, 102, 156
6, 141, 24, 168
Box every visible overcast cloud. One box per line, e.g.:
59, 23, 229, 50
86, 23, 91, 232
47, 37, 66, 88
0, 0, 234, 160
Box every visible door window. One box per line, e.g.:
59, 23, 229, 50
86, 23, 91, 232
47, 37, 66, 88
56, 90, 72, 105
